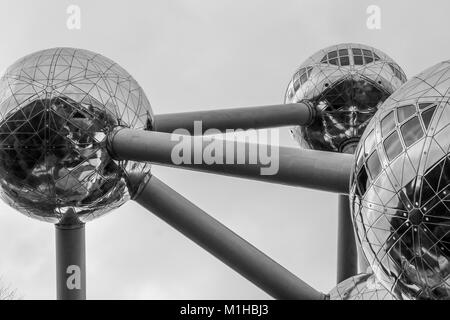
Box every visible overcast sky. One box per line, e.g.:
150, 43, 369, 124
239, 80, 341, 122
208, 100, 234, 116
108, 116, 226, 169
0, 0, 449, 299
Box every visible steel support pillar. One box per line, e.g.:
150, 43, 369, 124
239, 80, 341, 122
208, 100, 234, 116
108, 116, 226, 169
336, 194, 358, 283
55, 223, 86, 300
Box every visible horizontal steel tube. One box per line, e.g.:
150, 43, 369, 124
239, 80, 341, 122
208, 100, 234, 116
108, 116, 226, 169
110, 129, 352, 194
131, 174, 326, 300
153, 102, 315, 135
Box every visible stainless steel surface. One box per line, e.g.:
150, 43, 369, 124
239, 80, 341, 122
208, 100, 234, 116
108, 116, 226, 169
110, 128, 353, 194
285, 43, 406, 153
329, 272, 395, 300
0, 48, 153, 223
351, 61, 450, 299
337, 194, 358, 283
357, 245, 370, 277
153, 102, 316, 135
55, 223, 86, 300
131, 173, 326, 300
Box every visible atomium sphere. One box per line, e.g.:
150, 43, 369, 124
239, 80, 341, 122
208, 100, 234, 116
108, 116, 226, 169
351, 61, 450, 299
329, 272, 396, 300
0, 48, 153, 224
285, 43, 407, 153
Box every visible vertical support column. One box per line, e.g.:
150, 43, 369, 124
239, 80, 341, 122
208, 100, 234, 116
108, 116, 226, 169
337, 194, 358, 283
55, 223, 86, 300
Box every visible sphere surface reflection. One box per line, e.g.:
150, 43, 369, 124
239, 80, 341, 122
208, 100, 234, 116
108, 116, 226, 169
351, 61, 450, 299
285, 43, 406, 153
0, 48, 153, 224
329, 272, 395, 300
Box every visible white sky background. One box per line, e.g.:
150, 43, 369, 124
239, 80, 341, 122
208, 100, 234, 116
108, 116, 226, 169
0, 0, 449, 299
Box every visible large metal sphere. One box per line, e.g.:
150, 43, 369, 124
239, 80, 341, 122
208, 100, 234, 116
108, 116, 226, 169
0, 48, 153, 224
285, 43, 406, 153
350, 61, 450, 299
329, 272, 396, 300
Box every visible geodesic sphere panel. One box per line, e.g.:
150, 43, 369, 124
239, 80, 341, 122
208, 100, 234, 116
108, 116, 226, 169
329, 273, 396, 300
350, 61, 450, 299
285, 43, 406, 153
0, 48, 153, 223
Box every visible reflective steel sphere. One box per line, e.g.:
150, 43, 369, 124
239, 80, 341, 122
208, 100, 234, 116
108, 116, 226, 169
351, 61, 450, 299
0, 48, 153, 224
285, 43, 406, 153
329, 272, 395, 300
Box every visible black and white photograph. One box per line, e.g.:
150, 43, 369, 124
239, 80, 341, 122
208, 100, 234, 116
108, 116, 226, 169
0, 0, 449, 310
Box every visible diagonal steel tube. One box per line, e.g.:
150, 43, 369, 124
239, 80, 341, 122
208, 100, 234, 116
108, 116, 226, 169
109, 128, 353, 194
152, 102, 316, 135
130, 174, 326, 300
